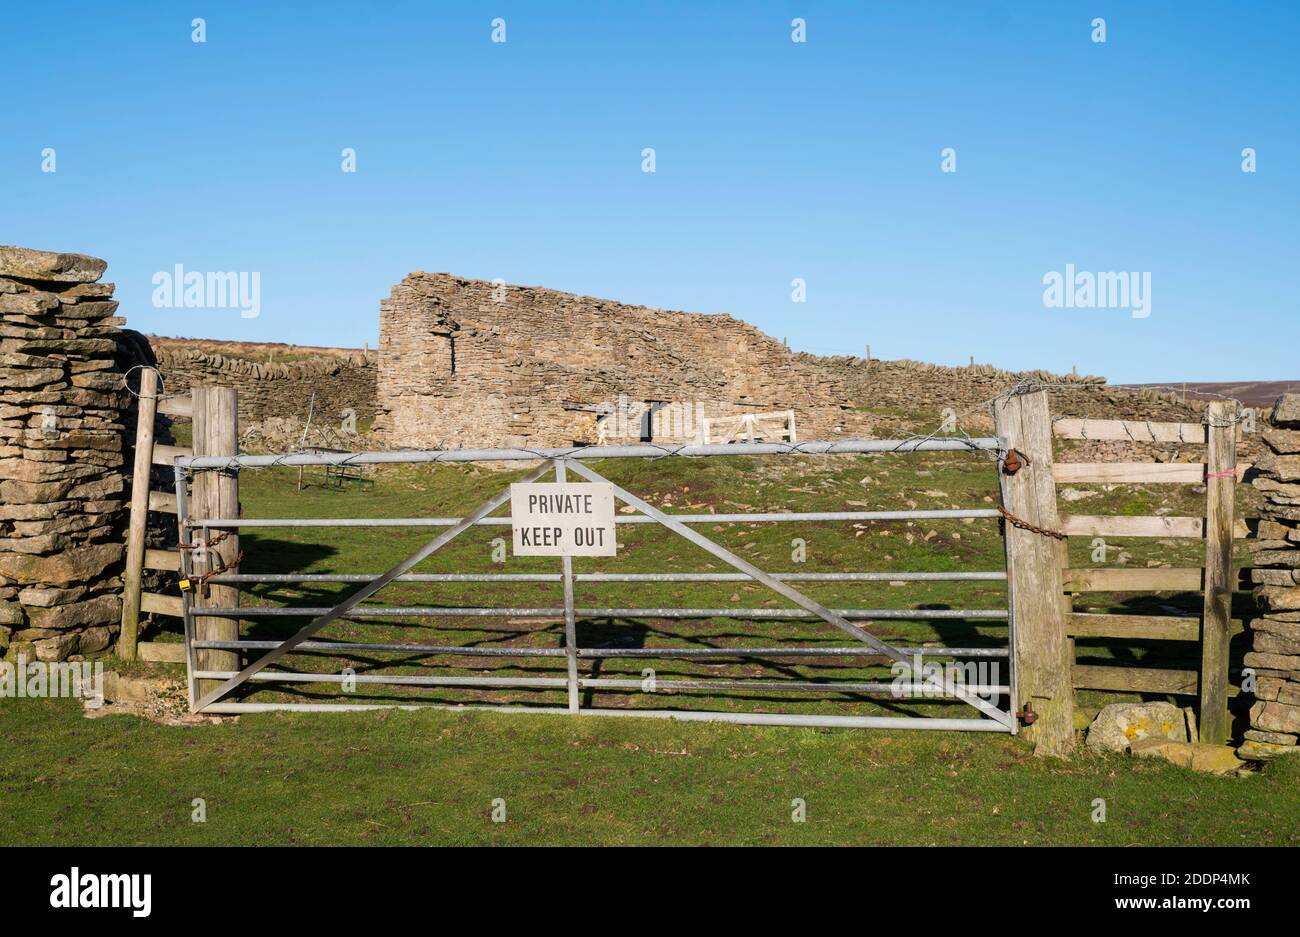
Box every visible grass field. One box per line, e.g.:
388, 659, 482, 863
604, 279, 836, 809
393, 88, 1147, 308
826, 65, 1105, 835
2, 441, 1296, 845
4, 695, 1298, 845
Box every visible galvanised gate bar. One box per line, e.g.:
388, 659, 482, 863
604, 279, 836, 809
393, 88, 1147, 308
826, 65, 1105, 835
172, 437, 1020, 733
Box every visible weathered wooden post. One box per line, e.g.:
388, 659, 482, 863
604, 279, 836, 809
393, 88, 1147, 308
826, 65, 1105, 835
192, 385, 240, 698
993, 389, 1075, 756
1199, 400, 1237, 745
118, 367, 158, 660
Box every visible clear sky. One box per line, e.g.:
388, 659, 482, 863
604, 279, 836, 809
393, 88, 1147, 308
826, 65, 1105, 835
4, 1, 1297, 382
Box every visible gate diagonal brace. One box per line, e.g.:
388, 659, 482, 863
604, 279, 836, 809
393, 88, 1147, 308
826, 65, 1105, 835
190, 459, 558, 712
564, 460, 1014, 729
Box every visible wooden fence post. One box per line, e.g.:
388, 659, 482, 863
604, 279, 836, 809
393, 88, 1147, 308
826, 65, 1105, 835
993, 389, 1075, 756
192, 385, 240, 699
1200, 400, 1237, 745
118, 367, 158, 660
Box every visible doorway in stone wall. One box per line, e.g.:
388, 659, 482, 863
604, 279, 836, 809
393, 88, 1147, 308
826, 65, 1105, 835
640, 401, 667, 442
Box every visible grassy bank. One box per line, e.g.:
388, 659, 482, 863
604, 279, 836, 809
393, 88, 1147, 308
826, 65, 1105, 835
3, 696, 1297, 846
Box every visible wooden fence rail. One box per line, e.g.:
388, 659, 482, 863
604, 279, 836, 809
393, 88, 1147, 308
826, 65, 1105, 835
1048, 398, 1242, 746
117, 377, 205, 661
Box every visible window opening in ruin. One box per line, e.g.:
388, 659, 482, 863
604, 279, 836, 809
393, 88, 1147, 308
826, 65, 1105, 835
448, 335, 456, 374
641, 401, 666, 442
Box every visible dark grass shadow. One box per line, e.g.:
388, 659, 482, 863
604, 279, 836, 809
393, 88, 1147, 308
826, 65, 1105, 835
238, 534, 341, 577
1073, 592, 1256, 676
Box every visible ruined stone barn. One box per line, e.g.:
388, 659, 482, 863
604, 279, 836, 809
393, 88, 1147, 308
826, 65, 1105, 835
373, 273, 853, 449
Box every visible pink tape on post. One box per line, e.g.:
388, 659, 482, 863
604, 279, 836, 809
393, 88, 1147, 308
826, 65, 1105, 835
1206, 469, 1236, 479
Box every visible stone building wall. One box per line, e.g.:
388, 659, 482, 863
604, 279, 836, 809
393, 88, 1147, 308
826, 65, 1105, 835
0, 247, 131, 662
152, 341, 376, 429
373, 272, 1211, 451
1242, 393, 1300, 759
374, 273, 857, 449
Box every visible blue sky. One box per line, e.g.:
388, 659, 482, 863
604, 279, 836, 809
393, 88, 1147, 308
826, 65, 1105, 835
4, 1, 1297, 382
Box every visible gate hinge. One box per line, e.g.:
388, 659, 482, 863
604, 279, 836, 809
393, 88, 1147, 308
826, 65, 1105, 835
1001, 448, 1028, 475
1015, 702, 1038, 725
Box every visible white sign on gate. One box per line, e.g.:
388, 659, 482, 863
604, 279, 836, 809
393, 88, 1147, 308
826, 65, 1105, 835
509, 482, 617, 556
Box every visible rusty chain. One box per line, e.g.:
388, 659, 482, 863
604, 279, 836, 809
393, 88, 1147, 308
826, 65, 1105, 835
176, 530, 240, 597
995, 446, 1068, 540
180, 547, 243, 598
177, 529, 231, 552
996, 504, 1067, 541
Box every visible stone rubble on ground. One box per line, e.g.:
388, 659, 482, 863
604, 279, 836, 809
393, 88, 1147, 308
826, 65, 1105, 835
1242, 393, 1300, 759
80, 668, 222, 726
0, 246, 129, 662
1129, 738, 1245, 775
1085, 701, 1188, 753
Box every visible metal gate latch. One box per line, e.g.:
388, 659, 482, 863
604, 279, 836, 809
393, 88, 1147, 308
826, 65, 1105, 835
1002, 449, 1028, 475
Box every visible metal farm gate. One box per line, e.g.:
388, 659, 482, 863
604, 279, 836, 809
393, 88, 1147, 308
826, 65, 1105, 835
172, 438, 1021, 733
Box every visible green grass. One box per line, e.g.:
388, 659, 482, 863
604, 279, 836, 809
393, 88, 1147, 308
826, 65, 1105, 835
2, 449, 1291, 845
3, 696, 1297, 845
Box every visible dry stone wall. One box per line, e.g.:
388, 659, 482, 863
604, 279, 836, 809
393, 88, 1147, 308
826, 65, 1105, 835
152, 340, 376, 429
0, 247, 131, 662
1243, 392, 1300, 759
